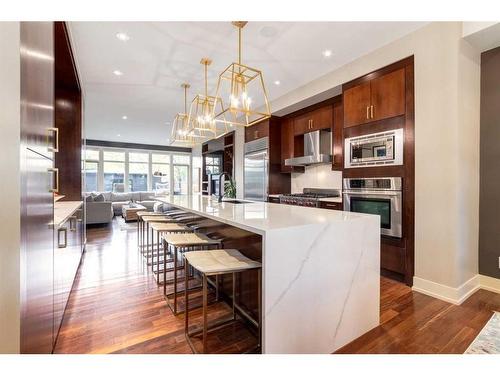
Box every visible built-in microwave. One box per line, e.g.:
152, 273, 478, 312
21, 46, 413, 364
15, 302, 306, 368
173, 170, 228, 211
344, 128, 404, 168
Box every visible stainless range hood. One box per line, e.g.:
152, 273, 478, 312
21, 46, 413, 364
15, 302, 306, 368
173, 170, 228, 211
285, 129, 332, 167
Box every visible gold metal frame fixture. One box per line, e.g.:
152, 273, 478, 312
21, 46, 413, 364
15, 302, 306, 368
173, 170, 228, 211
187, 58, 229, 141
212, 21, 271, 127
170, 83, 195, 145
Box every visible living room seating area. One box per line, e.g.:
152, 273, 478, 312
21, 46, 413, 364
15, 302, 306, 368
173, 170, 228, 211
85, 191, 161, 224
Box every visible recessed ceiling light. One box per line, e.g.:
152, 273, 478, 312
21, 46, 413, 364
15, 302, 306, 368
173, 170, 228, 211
117, 134, 121, 137
113, 70, 123, 76
274, 80, 281, 86
122, 115, 127, 120
322, 49, 333, 58
116, 32, 130, 42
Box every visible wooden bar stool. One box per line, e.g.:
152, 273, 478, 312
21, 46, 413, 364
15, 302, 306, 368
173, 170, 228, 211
161, 232, 222, 315
184, 249, 262, 354
149, 222, 193, 284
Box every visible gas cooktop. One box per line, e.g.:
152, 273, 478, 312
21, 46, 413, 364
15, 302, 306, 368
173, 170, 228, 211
280, 188, 340, 207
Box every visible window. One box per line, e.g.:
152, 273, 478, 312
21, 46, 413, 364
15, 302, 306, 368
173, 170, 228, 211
173, 154, 190, 195
173, 165, 189, 195
129, 152, 149, 191
205, 155, 220, 175
103, 151, 125, 192
152, 153, 170, 192
84, 149, 99, 192
82, 148, 192, 195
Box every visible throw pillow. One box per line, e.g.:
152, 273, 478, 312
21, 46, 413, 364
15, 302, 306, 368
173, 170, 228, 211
85, 195, 94, 202
93, 193, 105, 202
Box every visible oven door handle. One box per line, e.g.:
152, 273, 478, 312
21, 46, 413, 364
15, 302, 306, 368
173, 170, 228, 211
343, 190, 402, 197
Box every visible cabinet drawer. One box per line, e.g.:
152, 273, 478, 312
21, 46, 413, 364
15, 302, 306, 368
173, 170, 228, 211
318, 201, 343, 210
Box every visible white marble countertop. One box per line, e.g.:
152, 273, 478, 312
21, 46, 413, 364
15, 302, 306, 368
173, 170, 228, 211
54, 201, 82, 228
155, 194, 368, 235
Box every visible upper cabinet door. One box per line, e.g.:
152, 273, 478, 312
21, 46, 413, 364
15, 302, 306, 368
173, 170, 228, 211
343, 81, 371, 128
245, 120, 269, 142
293, 113, 311, 135
370, 68, 405, 122
310, 105, 333, 131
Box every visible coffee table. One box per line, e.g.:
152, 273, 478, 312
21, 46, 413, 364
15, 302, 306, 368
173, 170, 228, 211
122, 204, 147, 222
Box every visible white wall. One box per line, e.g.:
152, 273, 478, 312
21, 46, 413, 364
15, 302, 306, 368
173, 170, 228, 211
0, 22, 21, 353
268, 22, 481, 292
291, 166, 342, 193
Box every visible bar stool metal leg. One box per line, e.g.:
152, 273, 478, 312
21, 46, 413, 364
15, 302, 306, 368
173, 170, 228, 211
202, 273, 208, 354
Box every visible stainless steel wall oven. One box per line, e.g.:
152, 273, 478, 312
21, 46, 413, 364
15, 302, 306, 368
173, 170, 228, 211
343, 177, 403, 238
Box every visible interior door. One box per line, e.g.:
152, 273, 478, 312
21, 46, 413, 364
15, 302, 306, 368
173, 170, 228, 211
343, 81, 371, 128
370, 68, 406, 122
244, 151, 268, 201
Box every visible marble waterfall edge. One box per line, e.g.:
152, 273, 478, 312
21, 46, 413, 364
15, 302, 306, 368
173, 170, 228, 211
262, 216, 380, 354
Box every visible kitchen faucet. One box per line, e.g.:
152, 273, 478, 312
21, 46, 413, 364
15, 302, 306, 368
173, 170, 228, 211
218, 172, 232, 203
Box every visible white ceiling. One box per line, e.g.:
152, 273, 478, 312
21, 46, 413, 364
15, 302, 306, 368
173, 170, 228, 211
69, 22, 426, 146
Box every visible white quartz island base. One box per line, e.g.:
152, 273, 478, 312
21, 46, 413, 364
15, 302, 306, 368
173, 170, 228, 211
155, 195, 380, 353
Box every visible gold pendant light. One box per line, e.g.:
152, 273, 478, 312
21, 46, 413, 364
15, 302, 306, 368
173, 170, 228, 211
170, 83, 194, 145
187, 58, 229, 141
212, 21, 271, 127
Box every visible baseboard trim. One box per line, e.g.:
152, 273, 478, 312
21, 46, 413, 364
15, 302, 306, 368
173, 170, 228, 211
479, 274, 500, 294
412, 274, 500, 305
412, 275, 480, 305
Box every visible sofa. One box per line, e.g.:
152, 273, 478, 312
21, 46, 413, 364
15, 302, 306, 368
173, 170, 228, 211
85, 191, 161, 224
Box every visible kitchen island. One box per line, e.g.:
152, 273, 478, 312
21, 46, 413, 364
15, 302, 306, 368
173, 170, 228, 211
155, 194, 380, 354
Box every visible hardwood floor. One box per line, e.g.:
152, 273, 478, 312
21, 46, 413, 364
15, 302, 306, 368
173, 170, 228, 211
54, 217, 500, 354
336, 277, 500, 353
53, 218, 257, 354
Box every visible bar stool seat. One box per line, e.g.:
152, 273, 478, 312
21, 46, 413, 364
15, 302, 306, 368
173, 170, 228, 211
184, 250, 262, 354
184, 249, 261, 275
162, 232, 222, 315
149, 222, 193, 283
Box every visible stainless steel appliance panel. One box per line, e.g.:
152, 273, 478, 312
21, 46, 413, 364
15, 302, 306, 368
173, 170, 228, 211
20, 21, 55, 354
20, 149, 54, 353
344, 129, 403, 168
343, 177, 403, 238
20, 22, 56, 160
244, 150, 269, 201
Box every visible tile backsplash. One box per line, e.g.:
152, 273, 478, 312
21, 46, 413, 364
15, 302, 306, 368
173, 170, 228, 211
291, 164, 342, 193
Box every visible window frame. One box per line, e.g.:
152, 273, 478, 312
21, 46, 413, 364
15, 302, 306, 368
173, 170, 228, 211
82, 146, 192, 195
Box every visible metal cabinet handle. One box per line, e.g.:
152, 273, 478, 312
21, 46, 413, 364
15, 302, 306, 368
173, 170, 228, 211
48, 167, 59, 193
370, 105, 374, 119
57, 227, 67, 248
310, 119, 313, 129
47, 127, 59, 152
254, 130, 259, 139
69, 216, 77, 231
366, 106, 370, 119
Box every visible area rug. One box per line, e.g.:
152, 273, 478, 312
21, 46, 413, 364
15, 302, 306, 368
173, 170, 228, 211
465, 311, 500, 354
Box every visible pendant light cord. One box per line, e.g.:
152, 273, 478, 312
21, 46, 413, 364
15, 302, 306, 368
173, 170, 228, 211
238, 26, 242, 65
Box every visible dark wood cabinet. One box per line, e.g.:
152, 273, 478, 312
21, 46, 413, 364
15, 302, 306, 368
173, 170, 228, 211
318, 201, 343, 210
245, 119, 270, 142
343, 67, 405, 128
343, 81, 371, 127
332, 100, 343, 171
280, 118, 295, 173
371, 68, 405, 122
293, 106, 333, 135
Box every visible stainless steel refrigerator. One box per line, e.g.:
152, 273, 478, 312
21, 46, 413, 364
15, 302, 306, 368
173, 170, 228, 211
244, 137, 269, 201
